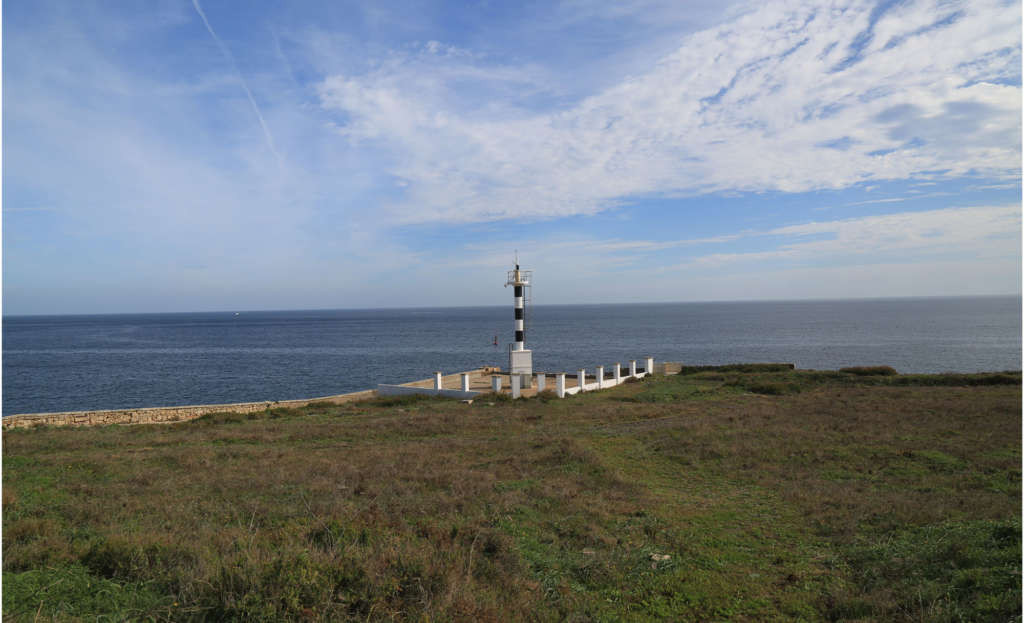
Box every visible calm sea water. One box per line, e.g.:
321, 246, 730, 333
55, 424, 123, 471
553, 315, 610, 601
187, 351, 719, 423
3, 296, 1020, 415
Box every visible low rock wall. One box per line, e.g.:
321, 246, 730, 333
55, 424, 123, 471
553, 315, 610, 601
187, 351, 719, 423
2, 365, 666, 430
2, 389, 377, 430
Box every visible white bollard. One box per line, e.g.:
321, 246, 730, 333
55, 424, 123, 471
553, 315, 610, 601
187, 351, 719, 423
434, 372, 443, 390
614, 363, 621, 384
491, 375, 501, 392
556, 373, 566, 398
629, 360, 637, 377
578, 369, 586, 391
596, 366, 604, 389
511, 374, 521, 399
646, 357, 655, 375
461, 373, 470, 392
536, 374, 545, 392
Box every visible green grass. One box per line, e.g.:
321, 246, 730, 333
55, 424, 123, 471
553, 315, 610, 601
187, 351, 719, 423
832, 519, 1021, 621
3, 367, 1020, 621
3, 564, 171, 621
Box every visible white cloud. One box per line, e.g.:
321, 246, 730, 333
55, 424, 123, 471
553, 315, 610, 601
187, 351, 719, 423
659, 204, 1021, 268
667, 256, 1021, 301
430, 202, 1019, 282
317, 0, 1021, 224
3, 0, 1020, 313
421, 204, 1022, 303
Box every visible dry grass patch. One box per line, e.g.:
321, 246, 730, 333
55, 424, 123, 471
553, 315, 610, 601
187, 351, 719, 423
4, 369, 1020, 621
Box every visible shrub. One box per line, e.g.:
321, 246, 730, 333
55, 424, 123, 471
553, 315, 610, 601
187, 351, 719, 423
193, 410, 249, 425
474, 391, 512, 403
534, 390, 558, 402
303, 400, 338, 410
888, 373, 1021, 387
840, 366, 898, 376
678, 363, 795, 375
964, 373, 1020, 386
367, 393, 447, 408
742, 382, 802, 396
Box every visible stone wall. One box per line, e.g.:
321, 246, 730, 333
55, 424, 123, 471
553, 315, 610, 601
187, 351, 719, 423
2, 368, 501, 430
2, 389, 377, 430
1, 365, 668, 430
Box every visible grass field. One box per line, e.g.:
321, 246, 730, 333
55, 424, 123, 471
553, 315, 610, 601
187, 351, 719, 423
3, 367, 1020, 621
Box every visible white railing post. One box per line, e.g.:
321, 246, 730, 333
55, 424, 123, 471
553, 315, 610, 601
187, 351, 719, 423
596, 366, 604, 389
511, 374, 521, 399
646, 357, 655, 375
629, 360, 637, 377
434, 372, 443, 390
614, 363, 621, 384
536, 374, 545, 392
491, 375, 501, 392
578, 369, 586, 391
461, 373, 470, 392
556, 373, 565, 398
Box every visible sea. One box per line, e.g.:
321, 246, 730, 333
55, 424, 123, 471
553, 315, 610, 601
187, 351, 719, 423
2, 296, 1021, 416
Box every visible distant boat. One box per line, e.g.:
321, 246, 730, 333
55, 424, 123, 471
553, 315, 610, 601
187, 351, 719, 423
234, 312, 240, 316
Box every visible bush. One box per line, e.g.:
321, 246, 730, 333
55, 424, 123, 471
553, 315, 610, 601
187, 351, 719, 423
889, 373, 1021, 387
534, 390, 559, 402
474, 391, 512, 403
742, 382, 801, 396
367, 393, 446, 408
192, 410, 250, 425
840, 366, 898, 376
678, 363, 795, 375
963, 373, 1021, 386
303, 400, 338, 409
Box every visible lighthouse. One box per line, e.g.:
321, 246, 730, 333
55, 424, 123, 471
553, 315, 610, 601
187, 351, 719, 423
505, 253, 533, 386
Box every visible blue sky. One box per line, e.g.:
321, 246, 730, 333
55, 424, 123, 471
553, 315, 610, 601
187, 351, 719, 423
3, 0, 1021, 314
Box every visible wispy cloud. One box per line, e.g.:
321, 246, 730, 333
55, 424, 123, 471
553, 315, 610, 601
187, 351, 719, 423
318, 0, 1020, 224
684, 204, 1021, 267
447, 204, 1019, 270
3, 0, 1019, 313
191, 0, 283, 167
845, 197, 910, 205
387, 203, 1021, 304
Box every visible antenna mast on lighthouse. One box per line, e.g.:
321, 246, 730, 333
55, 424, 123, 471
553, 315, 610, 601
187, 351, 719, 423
504, 252, 533, 386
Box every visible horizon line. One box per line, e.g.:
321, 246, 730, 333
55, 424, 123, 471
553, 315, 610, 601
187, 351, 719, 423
3, 292, 1021, 318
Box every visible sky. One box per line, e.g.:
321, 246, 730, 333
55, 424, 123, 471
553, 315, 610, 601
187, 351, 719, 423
2, 0, 1021, 314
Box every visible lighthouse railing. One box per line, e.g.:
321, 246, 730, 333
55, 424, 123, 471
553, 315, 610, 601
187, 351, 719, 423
505, 269, 532, 286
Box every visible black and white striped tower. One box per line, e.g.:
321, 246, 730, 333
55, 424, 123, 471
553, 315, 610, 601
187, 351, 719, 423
505, 253, 533, 385
512, 265, 526, 351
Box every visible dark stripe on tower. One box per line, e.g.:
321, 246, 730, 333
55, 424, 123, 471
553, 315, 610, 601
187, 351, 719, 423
514, 285, 523, 297
515, 330, 524, 342
514, 308, 524, 319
